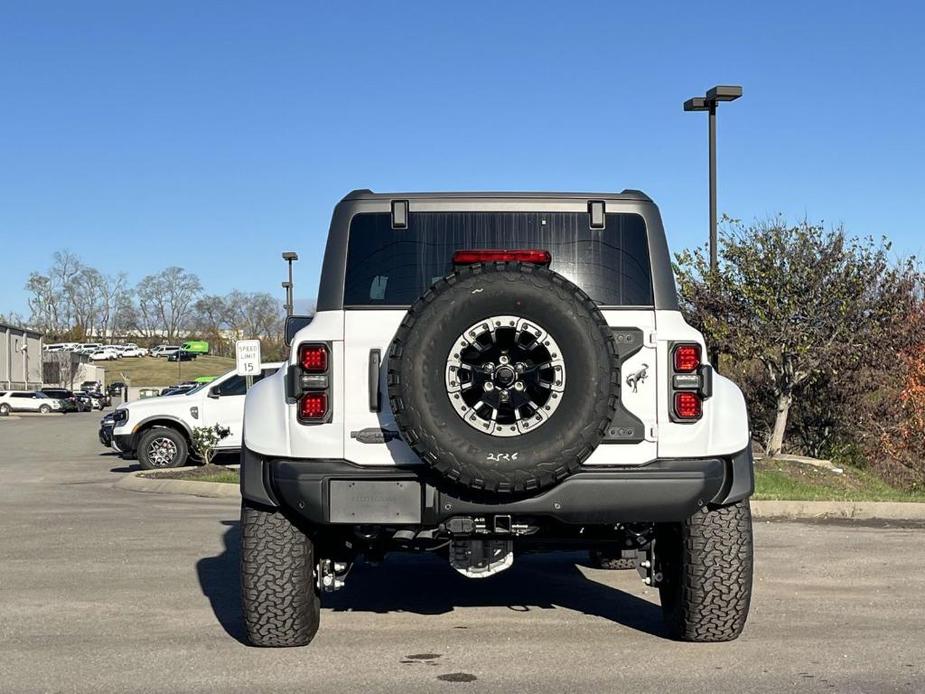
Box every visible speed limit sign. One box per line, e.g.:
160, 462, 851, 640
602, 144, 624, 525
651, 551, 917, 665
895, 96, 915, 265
235, 340, 262, 377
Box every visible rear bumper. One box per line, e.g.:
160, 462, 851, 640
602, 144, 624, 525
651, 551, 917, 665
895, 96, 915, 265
242, 448, 754, 525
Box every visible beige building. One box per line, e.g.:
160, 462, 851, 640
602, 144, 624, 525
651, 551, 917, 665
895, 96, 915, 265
0, 321, 43, 389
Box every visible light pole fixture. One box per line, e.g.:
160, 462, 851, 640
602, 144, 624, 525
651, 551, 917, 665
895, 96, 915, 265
281, 252, 299, 317
683, 85, 742, 274
281, 281, 292, 316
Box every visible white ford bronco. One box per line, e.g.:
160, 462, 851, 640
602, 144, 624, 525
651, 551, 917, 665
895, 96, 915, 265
240, 190, 754, 647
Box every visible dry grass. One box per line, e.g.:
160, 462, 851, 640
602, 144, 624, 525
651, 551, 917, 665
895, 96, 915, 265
100, 355, 235, 387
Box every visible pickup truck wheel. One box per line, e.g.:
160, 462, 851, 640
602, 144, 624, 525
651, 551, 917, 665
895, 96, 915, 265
0, 403, 10, 416
241, 501, 320, 647
657, 500, 753, 642
136, 427, 188, 469
388, 262, 619, 495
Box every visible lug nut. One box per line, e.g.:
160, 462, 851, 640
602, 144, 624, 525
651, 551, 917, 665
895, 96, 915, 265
514, 382, 525, 391
483, 382, 494, 392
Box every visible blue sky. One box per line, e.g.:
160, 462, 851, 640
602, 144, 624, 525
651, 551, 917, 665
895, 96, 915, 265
2, 1, 923, 316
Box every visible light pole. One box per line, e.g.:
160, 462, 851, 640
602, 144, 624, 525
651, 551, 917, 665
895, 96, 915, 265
683, 85, 742, 274
281, 252, 298, 317
281, 281, 292, 316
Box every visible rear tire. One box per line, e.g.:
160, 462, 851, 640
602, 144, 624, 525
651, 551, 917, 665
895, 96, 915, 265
39, 404, 51, 414
240, 501, 321, 647
657, 500, 753, 642
136, 427, 188, 469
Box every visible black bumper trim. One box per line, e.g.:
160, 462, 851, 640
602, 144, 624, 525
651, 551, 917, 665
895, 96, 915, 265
99, 426, 113, 447
242, 451, 754, 525
716, 446, 755, 504
112, 433, 136, 454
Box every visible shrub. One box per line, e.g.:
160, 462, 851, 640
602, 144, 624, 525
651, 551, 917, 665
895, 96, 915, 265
191, 425, 231, 466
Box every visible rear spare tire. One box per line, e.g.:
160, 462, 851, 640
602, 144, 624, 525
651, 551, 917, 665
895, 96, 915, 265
388, 262, 619, 495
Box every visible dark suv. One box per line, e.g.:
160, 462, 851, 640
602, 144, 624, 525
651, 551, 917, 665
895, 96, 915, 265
40, 388, 80, 413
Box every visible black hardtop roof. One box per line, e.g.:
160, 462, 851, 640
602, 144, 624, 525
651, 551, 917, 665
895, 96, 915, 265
341, 189, 652, 203
316, 187, 678, 312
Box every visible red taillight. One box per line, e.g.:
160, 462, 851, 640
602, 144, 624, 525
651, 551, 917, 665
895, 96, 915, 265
452, 249, 551, 266
299, 392, 328, 420
674, 391, 702, 420
296, 343, 330, 423
673, 344, 701, 373
300, 344, 328, 372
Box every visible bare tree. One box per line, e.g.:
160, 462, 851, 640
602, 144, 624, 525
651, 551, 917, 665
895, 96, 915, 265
112, 289, 139, 337
193, 294, 230, 334
0, 311, 28, 327
192, 294, 231, 355
136, 267, 202, 340
50, 250, 84, 331
98, 273, 129, 340
25, 272, 61, 334
225, 291, 282, 339
70, 266, 106, 337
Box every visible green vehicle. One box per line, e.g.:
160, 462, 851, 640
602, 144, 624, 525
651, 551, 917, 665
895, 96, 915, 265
193, 375, 217, 384
181, 340, 210, 355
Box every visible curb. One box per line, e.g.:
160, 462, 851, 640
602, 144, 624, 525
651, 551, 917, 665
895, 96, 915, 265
113, 467, 240, 499
113, 471, 925, 519
751, 499, 925, 521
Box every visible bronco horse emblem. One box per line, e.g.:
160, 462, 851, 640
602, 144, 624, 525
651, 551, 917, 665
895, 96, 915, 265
625, 363, 649, 393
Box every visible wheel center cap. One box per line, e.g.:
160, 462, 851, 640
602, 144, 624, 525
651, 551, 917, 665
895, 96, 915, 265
494, 365, 516, 387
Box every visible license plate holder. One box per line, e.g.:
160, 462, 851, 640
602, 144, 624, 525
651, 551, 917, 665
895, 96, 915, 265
328, 480, 421, 524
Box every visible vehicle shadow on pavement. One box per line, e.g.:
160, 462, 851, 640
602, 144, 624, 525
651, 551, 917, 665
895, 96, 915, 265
326, 550, 667, 637
197, 520, 248, 644
197, 522, 667, 643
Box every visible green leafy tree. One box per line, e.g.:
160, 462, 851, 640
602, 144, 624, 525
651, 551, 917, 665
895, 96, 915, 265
675, 217, 918, 457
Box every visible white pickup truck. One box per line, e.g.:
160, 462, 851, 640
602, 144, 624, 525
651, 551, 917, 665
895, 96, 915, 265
110, 363, 281, 469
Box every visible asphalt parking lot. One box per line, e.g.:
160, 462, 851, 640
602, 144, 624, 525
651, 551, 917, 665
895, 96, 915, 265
1, 413, 923, 693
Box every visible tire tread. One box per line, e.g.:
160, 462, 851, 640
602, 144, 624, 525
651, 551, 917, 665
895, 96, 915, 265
240, 501, 320, 647
659, 501, 753, 642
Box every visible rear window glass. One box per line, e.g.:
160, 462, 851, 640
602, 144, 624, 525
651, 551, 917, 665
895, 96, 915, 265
343, 212, 653, 307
